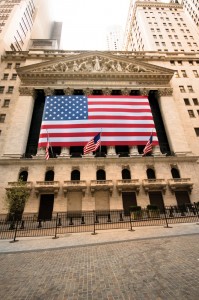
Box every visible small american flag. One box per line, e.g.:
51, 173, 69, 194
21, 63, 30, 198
143, 133, 153, 156
84, 132, 101, 154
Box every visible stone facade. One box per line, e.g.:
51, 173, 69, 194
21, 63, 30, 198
0, 50, 198, 216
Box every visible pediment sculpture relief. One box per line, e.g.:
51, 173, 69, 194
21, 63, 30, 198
32, 56, 154, 74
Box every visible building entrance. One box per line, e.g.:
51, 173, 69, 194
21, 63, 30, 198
174, 191, 191, 206
148, 191, 164, 212
122, 192, 137, 215
38, 194, 54, 220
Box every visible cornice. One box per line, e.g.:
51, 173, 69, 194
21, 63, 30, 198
0, 155, 198, 165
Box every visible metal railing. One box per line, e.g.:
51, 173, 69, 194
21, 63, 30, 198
0, 203, 199, 241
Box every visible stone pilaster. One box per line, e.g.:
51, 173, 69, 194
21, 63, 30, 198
3, 91, 35, 157
158, 92, 192, 155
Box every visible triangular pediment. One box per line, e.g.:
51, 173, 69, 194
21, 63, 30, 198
17, 51, 174, 82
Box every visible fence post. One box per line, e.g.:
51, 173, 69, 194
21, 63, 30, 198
163, 206, 172, 228
193, 202, 199, 224
92, 210, 97, 235
129, 211, 135, 232
53, 213, 59, 239
10, 219, 19, 243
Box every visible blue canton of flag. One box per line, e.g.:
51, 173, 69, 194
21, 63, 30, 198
44, 95, 88, 121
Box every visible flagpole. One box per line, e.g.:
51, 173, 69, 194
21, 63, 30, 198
99, 128, 102, 153
46, 130, 54, 158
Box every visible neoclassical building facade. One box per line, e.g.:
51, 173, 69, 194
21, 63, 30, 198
0, 50, 198, 219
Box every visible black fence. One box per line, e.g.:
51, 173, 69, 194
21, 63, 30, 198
0, 203, 199, 241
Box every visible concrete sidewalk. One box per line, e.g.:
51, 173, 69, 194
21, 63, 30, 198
0, 222, 199, 253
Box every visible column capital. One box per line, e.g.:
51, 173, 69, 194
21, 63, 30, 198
158, 88, 173, 97
19, 87, 35, 96
64, 87, 73, 95
84, 88, 92, 96
121, 88, 130, 96
140, 88, 149, 96
44, 88, 54, 96
102, 88, 112, 95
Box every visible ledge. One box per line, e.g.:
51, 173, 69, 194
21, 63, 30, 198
142, 179, 167, 194
90, 180, 113, 196
116, 179, 140, 194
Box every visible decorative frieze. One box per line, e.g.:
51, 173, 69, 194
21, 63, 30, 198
158, 88, 173, 97
19, 87, 35, 96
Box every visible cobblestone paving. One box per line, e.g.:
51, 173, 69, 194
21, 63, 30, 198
0, 235, 199, 300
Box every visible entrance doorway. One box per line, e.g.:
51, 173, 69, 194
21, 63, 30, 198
148, 191, 164, 212
122, 192, 137, 215
38, 194, 54, 220
175, 191, 191, 206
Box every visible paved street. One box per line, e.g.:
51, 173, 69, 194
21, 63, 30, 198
0, 225, 199, 300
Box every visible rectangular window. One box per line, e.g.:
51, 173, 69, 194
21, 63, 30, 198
177, 60, 182, 65
15, 63, 20, 68
7, 86, 14, 94
189, 61, 193, 65
170, 60, 175, 65
181, 70, 187, 77
11, 74, 17, 80
3, 74, 9, 80
193, 98, 199, 105
6, 63, 12, 69
184, 98, 190, 105
179, 86, 185, 92
0, 114, 6, 123
193, 70, 199, 78
3, 99, 10, 107
194, 128, 199, 136
0, 86, 5, 93
187, 86, 194, 93
188, 110, 195, 118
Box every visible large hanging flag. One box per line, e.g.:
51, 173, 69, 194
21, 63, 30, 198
83, 132, 101, 154
38, 95, 159, 148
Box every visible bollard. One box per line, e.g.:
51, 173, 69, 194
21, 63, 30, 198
81, 216, 85, 224
119, 212, 123, 222
37, 219, 42, 228
58, 217, 62, 226
95, 215, 99, 223
69, 217, 73, 225
20, 220, 25, 229
107, 213, 111, 223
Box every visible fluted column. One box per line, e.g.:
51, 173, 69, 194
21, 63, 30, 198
106, 146, 118, 157
152, 145, 162, 156
129, 146, 139, 156
59, 147, 71, 158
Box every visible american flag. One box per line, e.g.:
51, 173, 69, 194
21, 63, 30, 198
84, 132, 101, 154
38, 95, 159, 148
143, 133, 153, 156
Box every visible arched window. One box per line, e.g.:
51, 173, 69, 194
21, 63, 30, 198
171, 167, 180, 178
19, 170, 28, 182
97, 169, 106, 180
45, 170, 54, 181
147, 168, 156, 179
122, 169, 131, 179
71, 170, 80, 180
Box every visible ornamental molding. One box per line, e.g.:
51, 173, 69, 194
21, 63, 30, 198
19, 87, 35, 96
17, 51, 174, 84
158, 88, 173, 97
